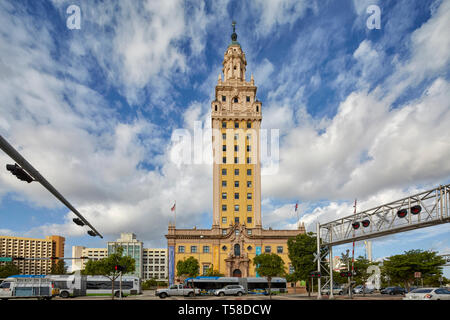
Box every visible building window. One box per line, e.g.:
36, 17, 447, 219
222, 133, 226, 140
202, 264, 210, 276
247, 157, 251, 164
203, 246, 210, 253
256, 106, 259, 112
222, 245, 227, 251
222, 169, 227, 175
235, 122, 239, 128
246, 134, 251, 140
247, 193, 252, 200
234, 193, 239, 199
222, 96, 226, 102
234, 134, 239, 140
223, 157, 227, 164
222, 230, 227, 236
222, 217, 227, 224
215, 105, 218, 112
234, 145, 238, 152
234, 169, 239, 175
247, 217, 252, 224
222, 180, 227, 187
178, 246, 185, 253
247, 181, 252, 187
223, 145, 226, 151
277, 246, 283, 254
234, 205, 239, 211
247, 169, 252, 176
235, 217, 239, 224
222, 205, 227, 211
247, 205, 252, 212
234, 97, 238, 103
222, 192, 227, 199
247, 230, 252, 235
191, 246, 197, 253
222, 121, 226, 128
247, 145, 251, 152
247, 245, 253, 251
234, 157, 238, 164
265, 246, 271, 253
246, 96, 250, 102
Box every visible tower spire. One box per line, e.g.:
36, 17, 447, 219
231, 21, 238, 43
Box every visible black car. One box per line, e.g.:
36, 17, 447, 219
380, 286, 406, 295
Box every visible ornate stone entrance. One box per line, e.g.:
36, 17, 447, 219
232, 269, 242, 277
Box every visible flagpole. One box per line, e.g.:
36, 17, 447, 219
174, 200, 176, 227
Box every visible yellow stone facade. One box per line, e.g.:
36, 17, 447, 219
166, 25, 305, 283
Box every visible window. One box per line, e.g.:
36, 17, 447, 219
247, 245, 252, 251
203, 246, 210, 253
234, 169, 239, 175
222, 180, 227, 187
222, 169, 227, 175
223, 145, 226, 151
234, 181, 239, 187
247, 145, 251, 152
277, 246, 283, 254
256, 106, 259, 112
178, 246, 185, 253
222, 229, 227, 236
247, 169, 252, 176
222, 245, 227, 251
222, 217, 227, 224
222, 205, 227, 211
247, 230, 252, 235
234, 157, 239, 164
246, 96, 250, 102
235, 122, 239, 128
222, 133, 226, 140
234, 145, 238, 152
234, 205, 240, 211
222, 96, 226, 102
235, 217, 239, 224
191, 246, 197, 253
265, 246, 271, 253
247, 193, 252, 200
222, 121, 226, 128
247, 181, 252, 187
247, 157, 251, 164
202, 265, 210, 276
234, 193, 239, 199
234, 97, 238, 103
234, 134, 239, 140
247, 205, 252, 212
246, 134, 251, 140
223, 157, 227, 164
222, 192, 227, 199
247, 217, 252, 224
215, 105, 217, 112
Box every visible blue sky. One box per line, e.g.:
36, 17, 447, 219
0, 0, 449, 275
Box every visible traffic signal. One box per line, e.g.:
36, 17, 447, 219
410, 205, 422, 215
6, 164, 34, 183
361, 219, 370, 228
73, 218, 85, 226
397, 208, 408, 218
310, 271, 321, 278
87, 230, 96, 237
352, 222, 360, 230
340, 271, 352, 277
115, 265, 125, 272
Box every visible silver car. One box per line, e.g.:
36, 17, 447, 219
353, 285, 374, 294
214, 285, 246, 296
403, 287, 450, 300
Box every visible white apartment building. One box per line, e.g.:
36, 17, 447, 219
142, 248, 167, 281
71, 246, 108, 272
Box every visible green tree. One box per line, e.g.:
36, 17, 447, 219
176, 256, 199, 295
204, 269, 225, 277
142, 278, 157, 290
83, 246, 135, 300
0, 262, 21, 278
381, 249, 445, 290
50, 259, 67, 275
253, 253, 285, 300
287, 232, 324, 296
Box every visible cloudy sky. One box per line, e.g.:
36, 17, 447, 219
0, 0, 449, 274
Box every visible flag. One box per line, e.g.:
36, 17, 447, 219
295, 202, 298, 212
171, 202, 176, 211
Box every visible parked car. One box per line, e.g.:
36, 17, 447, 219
353, 285, 374, 294
380, 286, 406, 295
156, 284, 200, 298
403, 287, 450, 300
214, 285, 246, 297
322, 285, 344, 295
405, 286, 418, 293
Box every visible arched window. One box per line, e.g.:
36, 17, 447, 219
256, 106, 259, 112
234, 244, 240, 257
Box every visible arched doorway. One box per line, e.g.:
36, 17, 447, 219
232, 269, 242, 277
234, 244, 240, 257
